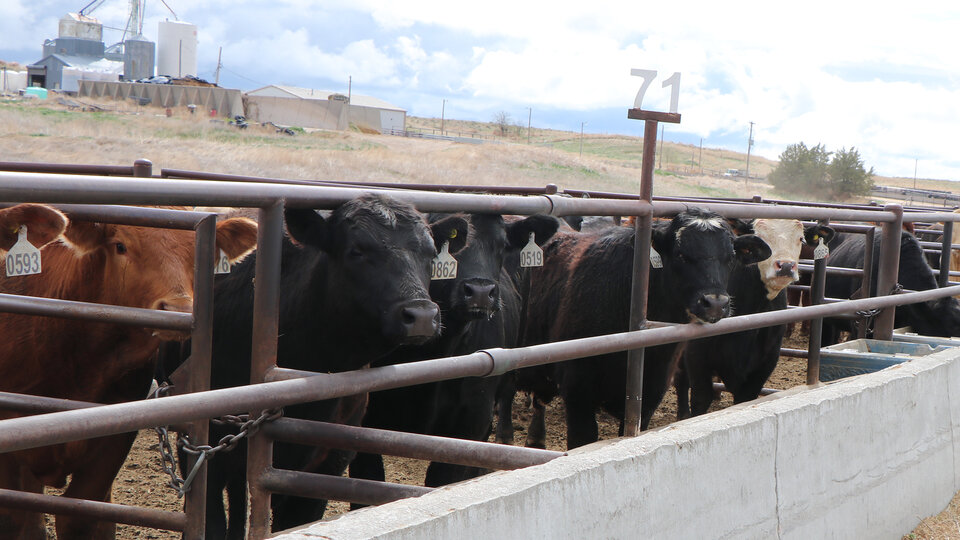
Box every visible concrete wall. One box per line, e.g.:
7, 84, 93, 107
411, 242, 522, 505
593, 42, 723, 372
78, 81, 243, 117
280, 346, 960, 539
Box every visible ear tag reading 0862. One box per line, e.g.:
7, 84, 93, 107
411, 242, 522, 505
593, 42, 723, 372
814, 238, 829, 260
650, 246, 663, 268
214, 249, 231, 274
519, 232, 544, 268
431, 241, 458, 280
6, 226, 41, 277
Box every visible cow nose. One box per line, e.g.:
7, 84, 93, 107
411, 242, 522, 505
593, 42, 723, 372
461, 280, 499, 314
697, 294, 730, 323
775, 261, 796, 277
153, 297, 193, 313
400, 302, 441, 342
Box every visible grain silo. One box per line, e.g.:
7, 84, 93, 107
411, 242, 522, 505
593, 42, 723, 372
157, 20, 197, 77
123, 36, 155, 80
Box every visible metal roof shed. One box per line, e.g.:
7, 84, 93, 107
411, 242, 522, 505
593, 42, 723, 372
244, 85, 406, 133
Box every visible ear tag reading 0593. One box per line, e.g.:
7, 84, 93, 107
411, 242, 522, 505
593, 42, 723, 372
431, 241, 458, 280
814, 238, 829, 260
6, 226, 41, 277
519, 232, 544, 268
214, 249, 231, 274
650, 246, 663, 268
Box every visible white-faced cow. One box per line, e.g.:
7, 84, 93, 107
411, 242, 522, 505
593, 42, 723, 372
0, 209, 258, 540
518, 209, 771, 450
677, 219, 835, 418
200, 194, 470, 539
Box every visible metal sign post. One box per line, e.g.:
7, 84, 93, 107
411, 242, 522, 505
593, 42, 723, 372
624, 104, 680, 436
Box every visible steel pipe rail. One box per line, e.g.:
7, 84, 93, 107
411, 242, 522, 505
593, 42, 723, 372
2, 284, 952, 456
0, 489, 185, 532
0, 293, 192, 331
263, 418, 562, 470
797, 264, 864, 277
0, 171, 650, 218
259, 468, 432, 507
652, 200, 897, 222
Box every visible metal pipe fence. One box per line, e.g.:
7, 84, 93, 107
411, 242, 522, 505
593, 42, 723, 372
0, 160, 959, 538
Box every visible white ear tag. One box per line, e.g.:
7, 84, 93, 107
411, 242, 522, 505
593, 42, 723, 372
6, 226, 42, 277
431, 241, 458, 280
814, 238, 829, 260
519, 232, 544, 268
214, 249, 231, 274
650, 246, 663, 268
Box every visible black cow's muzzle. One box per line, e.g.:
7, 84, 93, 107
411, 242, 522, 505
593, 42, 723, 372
392, 299, 441, 345
690, 293, 731, 324
459, 278, 500, 319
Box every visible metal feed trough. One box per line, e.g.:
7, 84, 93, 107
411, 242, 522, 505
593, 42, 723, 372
0, 158, 959, 539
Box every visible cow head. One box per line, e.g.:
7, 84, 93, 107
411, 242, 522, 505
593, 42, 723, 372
60, 214, 258, 340
746, 219, 836, 300
285, 194, 469, 346
0, 204, 68, 251
432, 214, 559, 323
653, 209, 771, 323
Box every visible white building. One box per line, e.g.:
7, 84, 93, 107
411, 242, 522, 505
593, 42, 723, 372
244, 85, 406, 133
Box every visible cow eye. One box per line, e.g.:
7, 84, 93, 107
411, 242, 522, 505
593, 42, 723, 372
348, 247, 364, 259
115, 242, 127, 255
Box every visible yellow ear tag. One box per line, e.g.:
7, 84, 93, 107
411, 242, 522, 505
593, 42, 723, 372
449, 229, 458, 239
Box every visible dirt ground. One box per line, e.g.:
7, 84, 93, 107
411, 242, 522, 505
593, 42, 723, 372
38, 328, 807, 539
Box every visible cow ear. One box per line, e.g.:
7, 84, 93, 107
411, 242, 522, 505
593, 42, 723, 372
733, 234, 772, 266
215, 217, 259, 263
561, 215, 583, 231
651, 226, 672, 255
804, 224, 836, 246
430, 216, 469, 254
285, 208, 331, 251
0, 204, 68, 251
726, 218, 754, 236
60, 220, 108, 255
506, 215, 560, 249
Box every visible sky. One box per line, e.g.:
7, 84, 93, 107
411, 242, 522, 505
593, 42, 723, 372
3, 1, 960, 181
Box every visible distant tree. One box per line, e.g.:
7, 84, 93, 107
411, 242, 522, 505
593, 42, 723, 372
492, 111, 512, 136
768, 142, 831, 195
827, 147, 874, 197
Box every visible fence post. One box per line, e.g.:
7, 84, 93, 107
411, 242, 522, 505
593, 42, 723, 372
805, 220, 829, 385
939, 221, 953, 288
873, 204, 903, 340
247, 201, 284, 538
182, 215, 217, 539
133, 158, 153, 178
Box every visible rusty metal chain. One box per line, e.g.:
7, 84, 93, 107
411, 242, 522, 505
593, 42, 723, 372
147, 382, 282, 497
853, 283, 906, 331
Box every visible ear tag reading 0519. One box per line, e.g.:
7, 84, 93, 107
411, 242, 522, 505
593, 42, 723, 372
650, 246, 663, 268
431, 241, 458, 280
214, 249, 231, 274
519, 232, 544, 268
814, 238, 829, 260
6, 226, 41, 277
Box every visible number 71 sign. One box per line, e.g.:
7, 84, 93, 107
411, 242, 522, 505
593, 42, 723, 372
631, 69, 680, 114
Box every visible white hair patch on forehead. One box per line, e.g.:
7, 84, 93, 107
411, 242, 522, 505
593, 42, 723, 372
675, 213, 726, 244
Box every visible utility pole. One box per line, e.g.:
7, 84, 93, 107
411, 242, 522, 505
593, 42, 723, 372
526, 107, 532, 144
441, 99, 447, 135
579, 121, 586, 158
745, 121, 755, 184
914, 159, 918, 189
348, 75, 352, 103
214, 47, 222, 86
699, 137, 703, 175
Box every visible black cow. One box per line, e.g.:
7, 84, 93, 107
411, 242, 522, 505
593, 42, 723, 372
518, 209, 771, 450
823, 229, 960, 344
199, 194, 469, 539
677, 220, 835, 418
349, 213, 559, 493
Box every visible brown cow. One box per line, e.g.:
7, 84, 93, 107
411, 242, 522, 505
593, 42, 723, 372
0, 210, 258, 540
0, 204, 68, 252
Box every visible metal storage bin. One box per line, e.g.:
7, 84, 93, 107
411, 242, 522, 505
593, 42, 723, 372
819, 338, 953, 382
